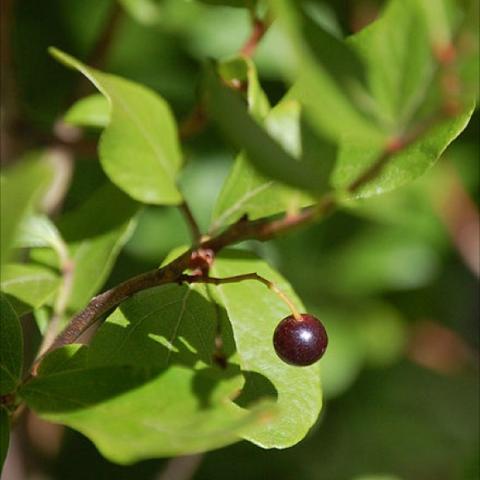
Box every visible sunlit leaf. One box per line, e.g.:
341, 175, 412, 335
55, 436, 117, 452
0, 157, 52, 266
1, 264, 60, 315
211, 249, 322, 448
50, 47, 183, 205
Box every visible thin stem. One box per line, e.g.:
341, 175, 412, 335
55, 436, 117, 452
180, 273, 302, 321
29, 249, 193, 374
240, 17, 271, 58
178, 200, 202, 245
35, 259, 75, 360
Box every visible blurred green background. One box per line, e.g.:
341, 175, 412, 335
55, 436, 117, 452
2, 0, 478, 479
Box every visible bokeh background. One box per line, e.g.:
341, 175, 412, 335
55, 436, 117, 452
1, 1, 479, 479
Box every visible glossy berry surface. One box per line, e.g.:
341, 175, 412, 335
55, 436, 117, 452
273, 314, 328, 366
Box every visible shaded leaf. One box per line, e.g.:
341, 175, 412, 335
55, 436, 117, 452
0, 407, 9, 474
57, 183, 139, 313
88, 283, 218, 368
1, 264, 60, 315
37, 345, 88, 376
0, 294, 23, 395
211, 249, 322, 448
20, 364, 272, 463
50, 47, 183, 205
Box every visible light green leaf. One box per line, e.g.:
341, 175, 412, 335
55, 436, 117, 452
211, 249, 322, 448
20, 364, 272, 463
50, 47, 183, 205
212, 100, 318, 230
197, 0, 255, 7
58, 183, 139, 313
31, 183, 138, 313
270, 0, 385, 144
16, 215, 68, 261
0, 157, 53, 265
64, 93, 110, 128
88, 283, 218, 368
347, 0, 437, 127
119, 0, 162, 25
0, 294, 23, 395
1, 264, 60, 315
332, 0, 476, 197
0, 407, 9, 473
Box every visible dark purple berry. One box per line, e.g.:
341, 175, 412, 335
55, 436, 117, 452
273, 314, 328, 366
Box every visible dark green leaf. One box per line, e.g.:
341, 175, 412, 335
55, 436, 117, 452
50, 48, 184, 205
0, 294, 23, 395
0, 407, 9, 474
37, 345, 88, 376
21, 364, 272, 463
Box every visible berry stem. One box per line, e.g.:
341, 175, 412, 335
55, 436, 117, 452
180, 273, 302, 321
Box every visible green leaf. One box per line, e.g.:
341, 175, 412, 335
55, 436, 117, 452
88, 283, 218, 368
57, 183, 138, 313
0, 157, 53, 265
217, 56, 270, 121
347, 0, 438, 127
0, 407, 9, 474
118, 0, 163, 25
211, 249, 322, 448
20, 364, 271, 463
332, 0, 476, 197
1, 264, 60, 315
197, 0, 255, 7
205, 65, 336, 193
0, 294, 23, 395
37, 344, 88, 376
31, 183, 138, 313
50, 47, 183, 205
16, 215, 68, 261
64, 93, 110, 128
212, 101, 318, 230
270, 0, 385, 143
